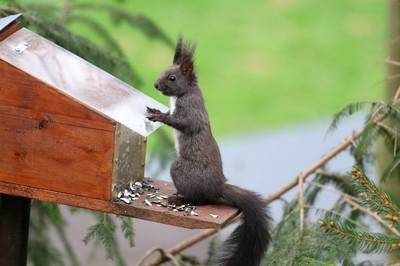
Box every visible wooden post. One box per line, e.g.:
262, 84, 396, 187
0, 194, 31, 266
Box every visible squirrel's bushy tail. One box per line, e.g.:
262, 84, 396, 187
217, 184, 272, 266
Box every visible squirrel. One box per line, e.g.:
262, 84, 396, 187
146, 37, 272, 266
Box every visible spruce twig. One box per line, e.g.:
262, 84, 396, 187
342, 196, 400, 237
319, 167, 400, 255
351, 166, 400, 231
306, 180, 400, 236
305, 205, 364, 228
320, 220, 400, 253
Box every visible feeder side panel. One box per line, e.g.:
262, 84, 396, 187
112, 123, 146, 198
0, 59, 115, 201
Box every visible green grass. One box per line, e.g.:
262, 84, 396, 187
27, 0, 388, 136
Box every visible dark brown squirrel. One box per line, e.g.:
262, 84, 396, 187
146, 37, 271, 266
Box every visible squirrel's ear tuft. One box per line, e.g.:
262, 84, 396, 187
173, 36, 184, 64
174, 36, 197, 82
180, 42, 196, 82
180, 57, 194, 76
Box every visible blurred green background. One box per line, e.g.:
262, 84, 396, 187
30, 0, 386, 136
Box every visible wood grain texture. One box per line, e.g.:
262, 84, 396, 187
0, 113, 114, 200
0, 60, 115, 131
0, 59, 115, 200
0, 179, 239, 229
0, 21, 21, 42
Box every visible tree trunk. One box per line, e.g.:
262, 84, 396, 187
379, 0, 400, 263
381, 0, 400, 202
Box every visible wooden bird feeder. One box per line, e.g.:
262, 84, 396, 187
0, 14, 238, 231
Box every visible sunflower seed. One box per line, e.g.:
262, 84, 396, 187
120, 197, 131, 204
129, 182, 135, 191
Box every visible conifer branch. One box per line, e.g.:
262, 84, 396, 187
343, 196, 400, 237
305, 205, 363, 228
67, 14, 125, 56
320, 220, 400, 253
119, 216, 135, 248
306, 179, 400, 236
351, 166, 400, 231
53, 223, 81, 266
319, 167, 400, 255
72, 3, 174, 47
327, 101, 382, 133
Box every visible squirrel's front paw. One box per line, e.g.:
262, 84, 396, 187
146, 107, 165, 122
146, 107, 162, 115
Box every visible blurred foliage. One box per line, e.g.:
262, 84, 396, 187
0, 0, 172, 85
29, 202, 65, 266
0, 1, 173, 265
48, 0, 384, 137
2, 0, 384, 137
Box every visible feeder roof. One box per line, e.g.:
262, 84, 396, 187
0, 22, 167, 137
0, 13, 22, 31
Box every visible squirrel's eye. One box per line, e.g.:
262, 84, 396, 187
169, 75, 176, 81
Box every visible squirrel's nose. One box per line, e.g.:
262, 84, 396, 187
154, 82, 159, 89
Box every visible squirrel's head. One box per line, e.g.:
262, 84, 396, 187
154, 37, 197, 97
